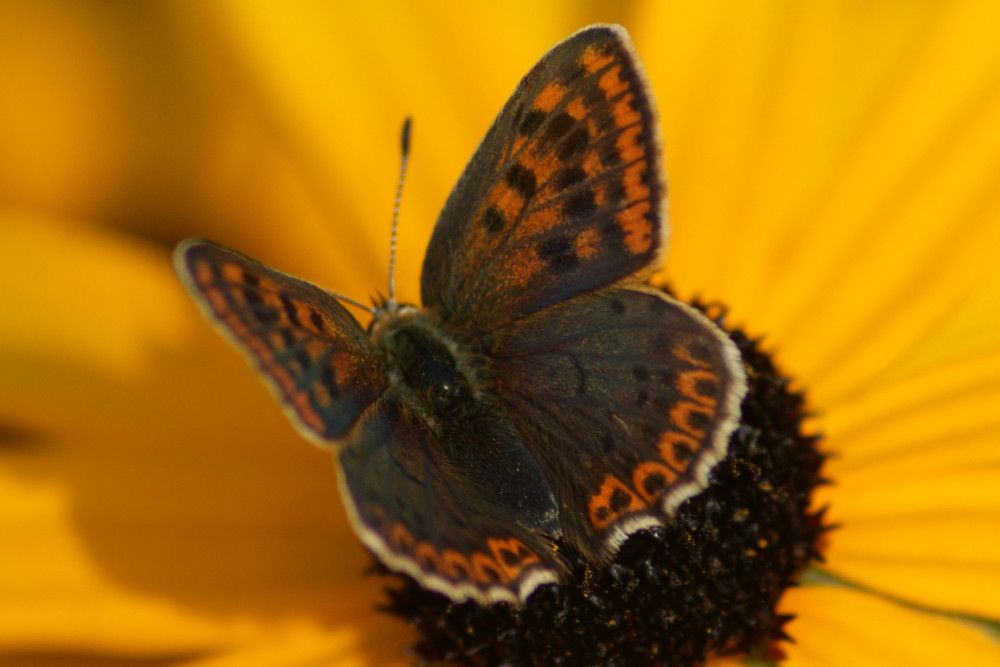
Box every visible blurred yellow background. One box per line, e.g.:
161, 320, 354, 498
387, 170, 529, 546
2, 2, 999, 665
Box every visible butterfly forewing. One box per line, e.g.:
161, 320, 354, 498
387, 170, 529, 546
422, 25, 666, 331
174, 240, 386, 443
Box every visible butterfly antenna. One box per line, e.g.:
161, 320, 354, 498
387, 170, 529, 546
387, 116, 411, 308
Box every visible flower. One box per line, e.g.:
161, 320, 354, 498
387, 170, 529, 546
2, 1, 999, 665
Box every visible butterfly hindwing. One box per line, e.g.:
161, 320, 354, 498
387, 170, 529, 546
422, 25, 665, 331
337, 392, 564, 604
489, 287, 747, 561
174, 240, 386, 443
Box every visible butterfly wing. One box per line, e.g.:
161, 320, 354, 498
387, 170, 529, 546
174, 239, 386, 444
489, 287, 747, 561
421, 25, 665, 331
338, 392, 563, 604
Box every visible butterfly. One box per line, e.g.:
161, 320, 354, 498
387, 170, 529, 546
174, 24, 746, 606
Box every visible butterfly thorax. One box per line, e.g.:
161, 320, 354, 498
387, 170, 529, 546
370, 304, 481, 429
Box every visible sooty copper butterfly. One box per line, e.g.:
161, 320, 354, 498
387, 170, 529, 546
174, 24, 747, 605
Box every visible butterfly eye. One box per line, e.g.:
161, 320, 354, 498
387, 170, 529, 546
436, 379, 467, 402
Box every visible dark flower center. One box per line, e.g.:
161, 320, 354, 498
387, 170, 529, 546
379, 292, 830, 666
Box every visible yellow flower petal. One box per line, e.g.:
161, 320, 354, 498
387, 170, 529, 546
640, 1, 1000, 406
819, 463, 1000, 617
0, 3, 135, 217
804, 334, 1000, 616
183, 623, 406, 667
782, 586, 1000, 666
0, 215, 192, 378
0, 327, 409, 655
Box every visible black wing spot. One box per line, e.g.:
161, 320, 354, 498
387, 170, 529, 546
520, 109, 546, 135
564, 189, 596, 218
609, 488, 633, 512
686, 410, 712, 436
544, 112, 575, 143
600, 142, 621, 168
632, 365, 650, 382
554, 166, 586, 191
242, 287, 263, 307
280, 294, 301, 326
539, 235, 579, 272
254, 307, 280, 324
673, 441, 695, 463
607, 178, 627, 204
294, 349, 311, 371
641, 470, 667, 496
558, 127, 590, 161
610, 299, 626, 314
482, 206, 506, 234
321, 363, 339, 396
696, 376, 719, 398
506, 163, 537, 199
241, 271, 260, 287
309, 310, 324, 332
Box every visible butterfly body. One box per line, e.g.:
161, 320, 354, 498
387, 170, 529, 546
372, 305, 478, 425
175, 24, 747, 605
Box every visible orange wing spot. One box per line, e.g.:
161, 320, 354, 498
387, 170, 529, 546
221, 262, 243, 283
304, 338, 326, 357
520, 206, 559, 238
616, 124, 645, 164
488, 537, 539, 580
671, 399, 715, 438
533, 81, 568, 112
632, 460, 679, 502
599, 66, 629, 98
205, 286, 229, 313
330, 351, 355, 389
658, 431, 700, 471
593, 183, 608, 206
622, 159, 650, 201
414, 542, 445, 575
575, 227, 601, 259
257, 275, 280, 293
673, 343, 710, 368
193, 259, 213, 285
522, 145, 562, 183
312, 381, 332, 408
296, 302, 323, 334
679, 369, 719, 407
588, 474, 647, 530
583, 150, 604, 177
440, 549, 474, 581
566, 96, 588, 120
390, 522, 415, 551
471, 551, 507, 584
613, 93, 641, 127
291, 387, 326, 433
510, 135, 527, 156
580, 46, 615, 73
508, 246, 545, 287
616, 201, 653, 255
487, 181, 526, 222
